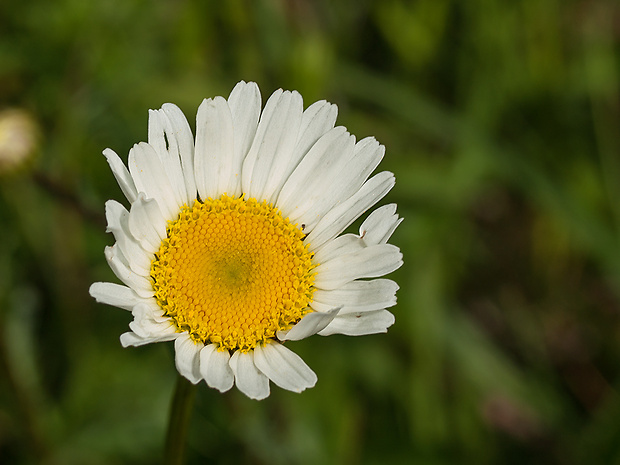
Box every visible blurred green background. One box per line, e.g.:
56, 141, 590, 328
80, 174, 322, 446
1, 0, 620, 463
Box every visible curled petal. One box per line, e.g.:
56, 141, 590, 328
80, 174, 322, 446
359, 204, 402, 245
128, 194, 167, 254
104, 245, 154, 298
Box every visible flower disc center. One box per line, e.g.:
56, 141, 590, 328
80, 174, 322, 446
150, 195, 316, 351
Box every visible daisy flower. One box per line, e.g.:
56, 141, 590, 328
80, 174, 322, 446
90, 81, 403, 400
0, 108, 39, 174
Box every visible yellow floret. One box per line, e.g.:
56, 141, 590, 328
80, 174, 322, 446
150, 195, 316, 352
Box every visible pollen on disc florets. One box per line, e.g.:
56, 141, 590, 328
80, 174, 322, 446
150, 194, 316, 352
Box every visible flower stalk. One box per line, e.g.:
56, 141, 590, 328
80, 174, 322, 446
164, 374, 197, 465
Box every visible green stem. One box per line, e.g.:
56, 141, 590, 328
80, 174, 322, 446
164, 374, 197, 465
0, 327, 48, 461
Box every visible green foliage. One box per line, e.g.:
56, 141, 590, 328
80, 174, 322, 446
1, 0, 619, 463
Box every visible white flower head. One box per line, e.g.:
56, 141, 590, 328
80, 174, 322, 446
90, 81, 403, 400
0, 108, 39, 174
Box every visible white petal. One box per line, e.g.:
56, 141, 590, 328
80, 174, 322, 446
360, 204, 402, 245
276, 126, 352, 224
277, 307, 341, 341
174, 333, 204, 384
292, 100, 338, 163
194, 96, 235, 200
148, 109, 168, 161
241, 89, 303, 201
253, 343, 317, 393
130, 300, 168, 321
199, 344, 234, 393
148, 108, 189, 207
120, 332, 154, 347
128, 142, 179, 220
122, 302, 178, 346
318, 310, 395, 336
128, 319, 160, 338
104, 245, 154, 297
259, 99, 337, 202
105, 200, 152, 276
306, 171, 395, 251
162, 103, 197, 203
89, 282, 144, 311
290, 137, 385, 232
229, 351, 270, 400
350, 136, 385, 188
313, 244, 402, 290
105, 198, 127, 231
163, 104, 197, 201
313, 234, 364, 264
311, 279, 399, 314
228, 81, 261, 198
120, 330, 178, 347
128, 194, 167, 254
128, 302, 174, 337
103, 148, 138, 204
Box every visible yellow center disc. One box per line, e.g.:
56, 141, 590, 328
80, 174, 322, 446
150, 195, 316, 351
